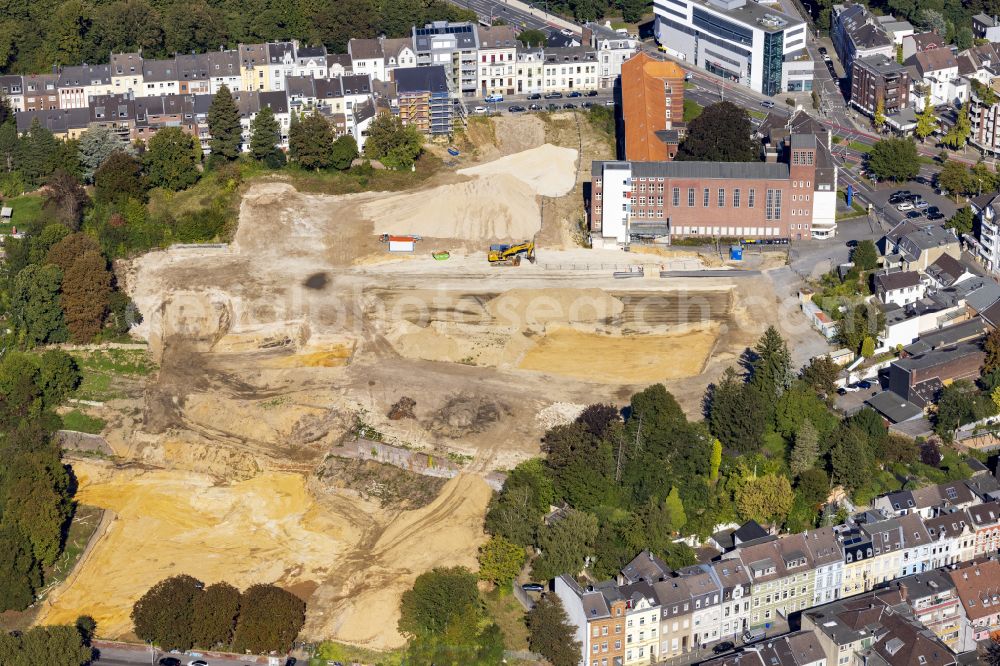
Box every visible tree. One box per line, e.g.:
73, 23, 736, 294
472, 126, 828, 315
0, 525, 41, 612
796, 467, 830, 507
946, 206, 974, 236
874, 98, 885, 129
77, 126, 136, 181
191, 582, 240, 649
11, 264, 66, 345
130, 574, 203, 651
532, 509, 599, 581
867, 137, 919, 182
94, 151, 145, 203
249, 106, 281, 162
144, 127, 199, 191
518, 29, 546, 47
485, 459, 553, 546
0, 624, 94, 666
18, 117, 61, 187
676, 101, 758, 162
938, 160, 970, 198
42, 170, 89, 230
915, 94, 937, 141
74, 615, 97, 644
935, 380, 979, 439
289, 111, 334, 170
920, 9, 946, 36
920, 440, 942, 466
790, 419, 819, 476
941, 104, 971, 149
208, 85, 242, 160
526, 596, 581, 666
60, 250, 113, 342
749, 325, 791, 401
619, 0, 646, 22
709, 438, 722, 482
801, 356, 839, 398
36, 350, 82, 410
364, 113, 424, 169
971, 161, 997, 196
44, 232, 101, 273
477, 535, 525, 587
399, 567, 480, 637
230, 584, 305, 654
330, 134, 358, 170
708, 366, 766, 453
851, 239, 878, 271
735, 474, 794, 524
836, 301, 885, 355
830, 426, 873, 493
883, 433, 919, 464
861, 336, 876, 358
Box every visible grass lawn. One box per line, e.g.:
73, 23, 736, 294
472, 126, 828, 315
683, 99, 703, 122
70, 348, 156, 402
308, 640, 404, 666
484, 587, 530, 651
61, 409, 107, 434
748, 109, 768, 120
0, 193, 44, 233
284, 152, 443, 196
846, 140, 872, 153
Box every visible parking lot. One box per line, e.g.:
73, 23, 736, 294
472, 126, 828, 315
470, 90, 614, 115
863, 183, 958, 229
836, 379, 883, 415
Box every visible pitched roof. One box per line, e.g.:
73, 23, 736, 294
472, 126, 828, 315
866, 391, 924, 423
348, 38, 383, 61
381, 37, 414, 62
57, 64, 111, 87
913, 47, 959, 76
392, 65, 448, 94
595, 160, 788, 180
925, 253, 970, 287
906, 31, 946, 52
946, 560, 1000, 621
477, 24, 519, 49
876, 270, 921, 292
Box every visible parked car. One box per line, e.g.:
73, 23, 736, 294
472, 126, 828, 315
485, 94, 503, 103
837, 387, 849, 396
906, 210, 924, 220
508, 105, 526, 112
544, 91, 563, 99
473, 106, 487, 114
158, 660, 181, 666
586, 90, 599, 96
581, 101, 593, 108
528, 103, 542, 110
857, 380, 873, 389
713, 642, 736, 654
904, 193, 921, 202
818, 46, 828, 55
563, 102, 577, 109
522, 583, 545, 592
568, 90, 583, 97
188, 661, 209, 666
604, 99, 615, 106
915, 200, 929, 209
896, 202, 914, 211
760, 100, 775, 108
527, 93, 541, 100
842, 384, 861, 393
561, 28, 574, 36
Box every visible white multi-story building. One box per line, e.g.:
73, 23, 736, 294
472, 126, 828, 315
110, 52, 143, 95
805, 527, 843, 606
348, 38, 386, 83
587, 22, 640, 88
515, 48, 546, 95
0, 75, 23, 112
654, 0, 813, 95
477, 24, 518, 97
543, 46, 600, 92
57, 64, 113, 109
622, 583, 660, 665
924, 510, 974, 569
710, 560, 751, 643
413, 20, 480, 98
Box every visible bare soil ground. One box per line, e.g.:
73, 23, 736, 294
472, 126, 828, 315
44, 114, 828, 649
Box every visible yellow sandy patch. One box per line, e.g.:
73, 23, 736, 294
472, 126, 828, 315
517, 325, 719, 383
262, 344, 355, 368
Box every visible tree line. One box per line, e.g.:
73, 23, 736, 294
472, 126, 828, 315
0, 618, 96, 666
0, 0, 477, 74
130, 575, 305, 654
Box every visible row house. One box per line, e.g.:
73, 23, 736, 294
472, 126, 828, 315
805, 527, 844, 606
956, 42, 1000, 85
133, 94, 198, 143
14, 107, 90, 140
838, 526, 875, 597
903, 570, 966, 652
832, 3, 894, 81
477, 25, 518, 97
710, 560, 753, 642
621, 582, 660, 665
88, 93, 136, 140
111, 52, 143, 94
294, 45, 329, 79
0, 75, 23, 112
857, 512, 933, 588
967, 500, 1000, 556
586, 23, 640, 90
348, 37, 417, 84
924, 510, 977, 569
678, 565, 723, 648
57, 64, 112, 109
263, 41, 296, 92
874, 480, 979, 519
326, 53, 352, 78
142, 58, 180, 97
730, 533, 817, 630
554, 575, 627, 666
515, 47, 546, 96
543, 46, 599, 93
23, 74, 59, 111
947, 559, 1000, 644
238, 43, 268, 91
700, 630, 827, 666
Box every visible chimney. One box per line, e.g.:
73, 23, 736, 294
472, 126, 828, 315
897, 582, 908, 601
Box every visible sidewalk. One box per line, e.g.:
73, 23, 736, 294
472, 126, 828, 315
502, 0, 580, 32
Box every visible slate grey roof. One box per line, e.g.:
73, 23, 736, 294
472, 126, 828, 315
267, 41, 295, 63
891, 341, 983, 372
837, 4, 892, 50
596, 160, 790, 180
238, 43, 267, 69
175, 53, 210, 81
142, 58, 178, 82
544, 46, 598, 64
620, 551, 671, 584
205, 50, 241, 77
392, 65, 449, 94
925, 253, 969, 287
349, 38, 383, 61
327, 53, 353, 71
134, 94, 195, 118
866, 391, 924, 423
258, 90, 288, 114
110, 52, 142, 76
903, 317, 988, 356
875, 270, 921, 292
965, 279, 1000, 312
297, 45, 327, 60
854, 54, 908, 76
58, 64, 111, 87
15, 107, 91, 133
413, 21, 479, 52
340, 74, 371, 95
790, 133, 816, 148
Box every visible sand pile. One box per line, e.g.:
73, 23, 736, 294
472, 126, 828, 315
385, 320, 533, 367
364, 175, 541, 240
459, 144, 578, 197
486, 288, 623, 327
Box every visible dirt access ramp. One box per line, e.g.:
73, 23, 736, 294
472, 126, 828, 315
39, 460, 491, 650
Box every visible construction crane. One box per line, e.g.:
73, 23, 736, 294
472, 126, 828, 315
487, 239, 536, 266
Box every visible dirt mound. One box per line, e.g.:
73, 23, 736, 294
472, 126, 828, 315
388, 396, 416, 420
428, 394, 512, 438
363, 174, 542, 241
485, 288, 623, 327
458, 144, 577, 197
491, 115, 546, 154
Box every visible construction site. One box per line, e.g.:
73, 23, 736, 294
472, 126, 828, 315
39, 113, 827, 650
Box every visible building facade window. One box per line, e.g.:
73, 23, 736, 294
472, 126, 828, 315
748, 188, 755, 208
672, 187, 680, 206
733, 188, 741, 207
703, 188, 709, 207
688, 188, 695, 206
718, 188, 725, 207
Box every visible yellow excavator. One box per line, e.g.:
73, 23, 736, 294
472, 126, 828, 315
488, 239, 536, 266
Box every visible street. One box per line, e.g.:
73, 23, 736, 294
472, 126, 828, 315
92, 646, 273, 666
453, 0, 577, 33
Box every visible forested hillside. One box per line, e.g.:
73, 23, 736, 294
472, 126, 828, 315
0, 0, 476, 74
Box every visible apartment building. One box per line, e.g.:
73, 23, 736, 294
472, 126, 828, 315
23, 74, 60, 111
710, 559, 752, 642
587, 22, 640, 89
621, 52, 685, 161
57, 64, 112, 109
88, 93, 135, 139
966, 500, 1000, 556
295, 45, 328, 79
262, 41, 296, 92
382, 37, 418, 77
476, 25, 518, 97
238, 43, 268, 91
110, 52, 143, 94
205, 51, 243, 94
654, 0, 812, 95
622, 582, 660, 665
731, 533, 816, 630
850, 54, 910, 118
349, 39, 387, 83
543, 46, 600, 92
141, 58, 180, 97
676, 565, 723, 648
0, 75, 24, 112
904, 570, 966, 652
909, 47, 965, 108
897, 512, 933, 577
947, 559, 1000, 644
133, 94, 198, 143
555, 575, 627, 666
652, 577, 696, 659
392, 65, 452, 136
515, 47, 546, 95
589, 133, 831, 245
969, 80, 1000, 157
832, 3, 894, 79
804, 527, 843, 606
412, 21, 480, 98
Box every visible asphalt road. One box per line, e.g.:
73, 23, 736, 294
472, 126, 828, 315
471, 90, 613, 112
451, 0, 574, 32
93, 646, 271, 666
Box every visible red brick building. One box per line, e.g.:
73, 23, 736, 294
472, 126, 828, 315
850, 54, 910, 118
620, 52, 685, 161
589, 133, 831, 245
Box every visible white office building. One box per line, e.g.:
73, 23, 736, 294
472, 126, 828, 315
653, 0, 813, 95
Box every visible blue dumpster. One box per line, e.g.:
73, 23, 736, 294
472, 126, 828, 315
729, 245, 743, 261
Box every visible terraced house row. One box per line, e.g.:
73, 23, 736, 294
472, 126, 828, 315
0, 22, 635, 143
554, 467, 1000, 666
